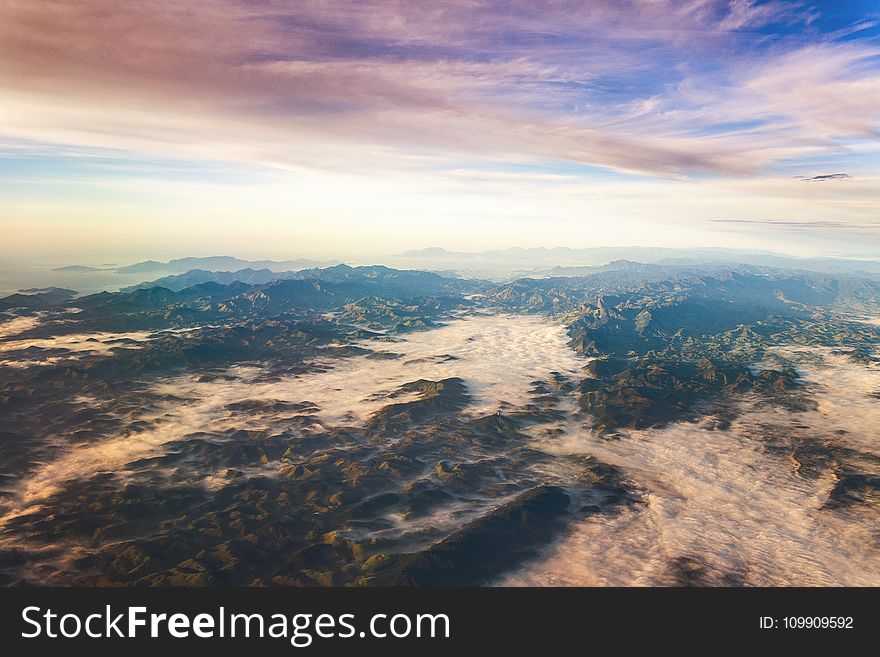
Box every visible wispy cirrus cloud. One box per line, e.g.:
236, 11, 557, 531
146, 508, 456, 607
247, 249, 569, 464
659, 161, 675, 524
1, 1, 879, 259
1, 0, 871, 177
711, 218, 877, 230
795, 174, 852, 182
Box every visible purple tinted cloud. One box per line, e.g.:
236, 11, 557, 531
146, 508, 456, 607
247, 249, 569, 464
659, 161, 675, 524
0, 1, 877, 178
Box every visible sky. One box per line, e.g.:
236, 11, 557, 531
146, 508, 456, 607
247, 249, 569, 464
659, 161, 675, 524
1, 0, 879, 264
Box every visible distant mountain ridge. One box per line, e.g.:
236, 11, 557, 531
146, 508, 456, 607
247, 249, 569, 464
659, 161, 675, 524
392, 246, 880, 279
54, 255, 338, 275
52, 250, 880, 291
124, 263, 482, 295
123, 268, 288, 292
0, 287, 77, 310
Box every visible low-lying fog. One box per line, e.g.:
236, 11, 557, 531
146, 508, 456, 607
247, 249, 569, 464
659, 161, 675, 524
2, 314, 585, 516
3, 311, 879, 586
156, 314, 586, 425
503, 344, 880, 586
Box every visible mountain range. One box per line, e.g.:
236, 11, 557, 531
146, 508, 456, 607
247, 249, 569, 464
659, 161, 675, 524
1, 258, 879, 586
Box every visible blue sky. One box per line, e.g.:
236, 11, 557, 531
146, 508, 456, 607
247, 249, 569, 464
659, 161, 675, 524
0, 1, 878, 262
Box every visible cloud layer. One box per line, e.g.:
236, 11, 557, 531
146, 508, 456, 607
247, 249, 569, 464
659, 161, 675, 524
1, 1, 878, 177
1, 313, 584, 516
1, 1, 879, 258
504, 343, 880, 586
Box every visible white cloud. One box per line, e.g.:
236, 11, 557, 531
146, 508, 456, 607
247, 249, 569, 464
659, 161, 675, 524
504, 343, 880, 586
